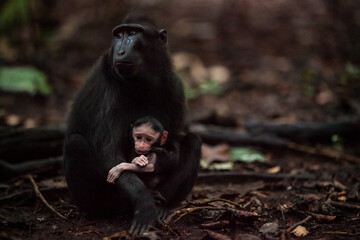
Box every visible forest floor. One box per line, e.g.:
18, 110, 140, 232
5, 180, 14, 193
0, 145, 359, 240
1, 1, 360, 239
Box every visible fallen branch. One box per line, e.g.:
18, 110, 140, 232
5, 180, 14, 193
190, 124, 360, 164
205, 230, 232, 240
196, 171, 320, 185
245, 118, 360, 141
26, 174, 67, 220
0, 156, 63, 181
200, 220, 230, 229
0, 126, 65, 162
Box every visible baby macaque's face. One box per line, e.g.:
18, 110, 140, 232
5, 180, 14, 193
133, 124, 160, 155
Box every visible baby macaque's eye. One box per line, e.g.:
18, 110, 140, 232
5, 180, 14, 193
146, 138, 152, 142
136, 136, 142, 140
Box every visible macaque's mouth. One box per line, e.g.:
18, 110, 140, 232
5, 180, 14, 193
115, 61, 134, 67
115, 62, 136, 75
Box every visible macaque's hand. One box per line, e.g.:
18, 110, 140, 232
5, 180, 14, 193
132, 155, 149, 167
107, 164, 124, 184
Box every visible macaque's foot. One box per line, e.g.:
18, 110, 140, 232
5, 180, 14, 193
156, 207, 169, 224
150, 190, 167, 206
130, 202, 157, 235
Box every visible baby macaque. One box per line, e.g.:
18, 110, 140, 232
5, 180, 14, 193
107, 116, 170, 186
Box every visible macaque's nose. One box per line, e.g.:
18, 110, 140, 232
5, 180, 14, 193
138, 142, 146, 150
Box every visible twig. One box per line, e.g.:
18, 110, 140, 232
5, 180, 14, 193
323, 231, 360, 236
328, 200, 360, 209
0, 190, 33, 204
205, 230, 232, 240
196, 198, 242, 209
164, 206, 227, 224
286, 215, 313, 232
174, 206, 227, 222
0, 186, 67, 204
26, 174, 67, 220
161, 223, 179, 238
200, 220, 230, 229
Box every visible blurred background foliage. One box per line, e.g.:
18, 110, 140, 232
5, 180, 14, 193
0, 0, 359, 129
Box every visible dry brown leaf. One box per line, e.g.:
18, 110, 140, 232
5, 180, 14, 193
313, 214, 336, 222
266, 166, 281, 173
291, 225, 309, 237
202, 143, 231, 166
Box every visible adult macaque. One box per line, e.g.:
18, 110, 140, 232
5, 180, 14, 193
107, 116, 177, 188
63, 14, 201, 235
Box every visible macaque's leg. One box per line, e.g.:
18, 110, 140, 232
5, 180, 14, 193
64, 134, 108, 216
156, 133, 201, 206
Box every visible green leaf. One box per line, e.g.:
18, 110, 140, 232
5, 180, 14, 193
346, 63, 360, 79
230, 148, 265, 163
199, 80, 224, 95
200, 159, 233, 170
331, 134, 344, 151
0, 66, 51, 95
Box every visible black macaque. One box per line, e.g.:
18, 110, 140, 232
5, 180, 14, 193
63, 15, 201, 235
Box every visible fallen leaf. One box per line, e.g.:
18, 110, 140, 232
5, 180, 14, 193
291, 225, 309, 237
230, 148, 265, 163
201, 143, 231, 167
266, 166, 281, 173
313, 213, 336, 222
203, 161, 234, 171
259, 222, 278, 234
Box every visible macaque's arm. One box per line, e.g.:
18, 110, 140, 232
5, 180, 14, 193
107, 161, 155, 184
152, 145, 179, 174
132, 155, 149, 167
127, 163, 154, 173
107, 162, 131, 184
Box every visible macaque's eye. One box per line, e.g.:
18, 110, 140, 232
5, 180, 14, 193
129, 30, 136, 36
146, 137, 152, 142
117, 33, 123, 38
136, 136, 142, 140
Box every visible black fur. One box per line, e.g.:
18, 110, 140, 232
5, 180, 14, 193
63, 15, 201, 235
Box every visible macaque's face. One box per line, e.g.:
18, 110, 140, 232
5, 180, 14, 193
133, 124, 161, 155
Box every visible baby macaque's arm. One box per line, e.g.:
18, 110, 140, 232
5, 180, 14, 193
107, 162, 131, 184
107, 158, 155, 184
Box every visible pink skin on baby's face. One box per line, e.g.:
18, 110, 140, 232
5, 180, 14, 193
132, 124, 160, 155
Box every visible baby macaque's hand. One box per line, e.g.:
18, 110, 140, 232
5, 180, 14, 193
107, 165, 123, 184
132, 155, 149, 167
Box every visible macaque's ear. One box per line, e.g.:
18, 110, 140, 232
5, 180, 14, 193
159, 29, 167, 45
160, 131, 168, 145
